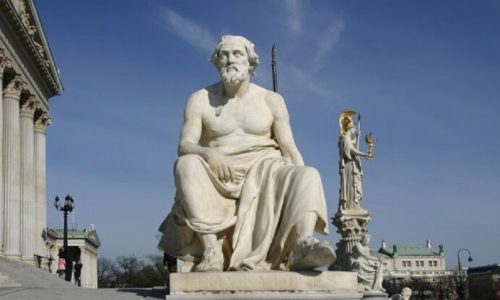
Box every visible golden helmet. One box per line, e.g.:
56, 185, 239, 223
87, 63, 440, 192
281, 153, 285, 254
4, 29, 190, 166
338, 110, 356, 133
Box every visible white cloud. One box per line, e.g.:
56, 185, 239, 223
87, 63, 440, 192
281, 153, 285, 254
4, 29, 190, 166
285, 64, 334, 101
161, 7, 217, 53
313, 18, 345, 72
277, 63, 350, 107
284, 0, 302, 38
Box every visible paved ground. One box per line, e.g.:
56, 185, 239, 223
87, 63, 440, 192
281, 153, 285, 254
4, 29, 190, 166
0, 256, 167, 299
0, 287, 166, 299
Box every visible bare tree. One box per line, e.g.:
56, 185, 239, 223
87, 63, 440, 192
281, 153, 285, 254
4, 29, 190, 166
97, 257, 118, 288
115, 255, 144, 287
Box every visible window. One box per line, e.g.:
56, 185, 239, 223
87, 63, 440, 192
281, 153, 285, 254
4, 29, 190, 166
433, 261, 437, 267
428, 261, 432, 267
407, 261, 412, 267
402, 261, 406, 267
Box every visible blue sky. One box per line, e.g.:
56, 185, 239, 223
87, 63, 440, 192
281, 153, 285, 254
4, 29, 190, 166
36, 0, 500, 268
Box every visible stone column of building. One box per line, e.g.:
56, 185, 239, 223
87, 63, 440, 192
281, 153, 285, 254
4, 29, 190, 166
0, 49, 11, 255
80, 247, 98, 289
20, 96, 36, 262
3, 75, 25, 258
81, 248, 90, 288
34, 111, 50, 256
91, 253, 97, 288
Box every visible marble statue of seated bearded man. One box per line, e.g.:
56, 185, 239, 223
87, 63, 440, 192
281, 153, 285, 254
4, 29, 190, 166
158, 35, 336, 272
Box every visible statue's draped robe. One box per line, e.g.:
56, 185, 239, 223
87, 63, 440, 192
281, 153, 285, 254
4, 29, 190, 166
339, 134, 363, 210
350, 243, 384, 290
158, 137, 329, 270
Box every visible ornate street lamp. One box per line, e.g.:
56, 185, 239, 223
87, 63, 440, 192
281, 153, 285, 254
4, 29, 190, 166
457, 248, 473, 300
54, 195, 75, 282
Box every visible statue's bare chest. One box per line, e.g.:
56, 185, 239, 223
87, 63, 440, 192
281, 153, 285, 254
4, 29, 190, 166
202, 95, 274, 138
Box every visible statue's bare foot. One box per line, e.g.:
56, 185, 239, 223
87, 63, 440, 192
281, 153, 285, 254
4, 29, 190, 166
288, 236, 336, 270
194, 247, 223, 272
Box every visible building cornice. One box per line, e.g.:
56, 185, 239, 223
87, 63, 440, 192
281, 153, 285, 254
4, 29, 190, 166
0, 0, 63, 97
46, 228, 101, 249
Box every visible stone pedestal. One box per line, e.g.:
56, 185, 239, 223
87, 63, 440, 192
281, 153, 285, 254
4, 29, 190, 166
167, 271, 364, 300
331, 209, 371, 271
362, 291, 389, 300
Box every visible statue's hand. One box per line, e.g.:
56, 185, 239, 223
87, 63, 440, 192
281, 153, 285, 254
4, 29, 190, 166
201, 148, 235, 182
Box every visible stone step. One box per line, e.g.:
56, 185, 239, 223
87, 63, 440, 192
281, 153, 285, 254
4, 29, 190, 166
0, 271, 20, 287
0, 256, 75, 288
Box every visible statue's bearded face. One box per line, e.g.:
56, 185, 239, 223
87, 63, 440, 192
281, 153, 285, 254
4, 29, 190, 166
217, 41, 251, 85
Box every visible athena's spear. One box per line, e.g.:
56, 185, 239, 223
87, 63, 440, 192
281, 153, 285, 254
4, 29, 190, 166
356, 113, 361, 148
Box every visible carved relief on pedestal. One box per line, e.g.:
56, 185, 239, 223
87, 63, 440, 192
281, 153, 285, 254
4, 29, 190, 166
331, 211, 372, 272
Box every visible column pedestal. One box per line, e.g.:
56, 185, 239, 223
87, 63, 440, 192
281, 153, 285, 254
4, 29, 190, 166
330, 209, 371, 271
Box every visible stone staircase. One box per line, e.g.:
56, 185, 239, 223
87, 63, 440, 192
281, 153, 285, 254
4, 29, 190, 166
0, 270, 19, 287
0, 256, 75, 289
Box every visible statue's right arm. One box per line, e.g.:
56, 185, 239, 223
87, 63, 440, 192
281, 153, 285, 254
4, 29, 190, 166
178, 94, 204, 156
344, 135, 369, 159
177, 93, 235, 182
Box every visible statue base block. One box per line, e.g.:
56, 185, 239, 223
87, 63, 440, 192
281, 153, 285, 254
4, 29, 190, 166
167, 271, 365, 300
362, 291, 389, 300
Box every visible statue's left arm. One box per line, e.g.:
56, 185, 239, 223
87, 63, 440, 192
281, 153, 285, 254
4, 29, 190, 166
266, 92, 304, 166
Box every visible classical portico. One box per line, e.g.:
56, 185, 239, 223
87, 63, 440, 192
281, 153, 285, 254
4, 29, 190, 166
45, 227, 101, 289
0, 0, 63, 263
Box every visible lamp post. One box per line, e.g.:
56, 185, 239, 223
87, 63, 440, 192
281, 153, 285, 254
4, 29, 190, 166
457, 248, 473, 300
54, 195, 75, 282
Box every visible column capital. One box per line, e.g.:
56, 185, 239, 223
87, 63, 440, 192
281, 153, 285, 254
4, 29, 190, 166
34, 111, 51, 134
4, 74, 25, 98
20, 95, 36, 118
0, 49, 12, 76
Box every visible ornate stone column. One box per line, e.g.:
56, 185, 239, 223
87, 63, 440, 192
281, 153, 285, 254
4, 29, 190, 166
20, 96, 36, 262
3, 75, 25, 258
34, 111, 50, 256
331, 211, 371, 271
0, 50, 11, 255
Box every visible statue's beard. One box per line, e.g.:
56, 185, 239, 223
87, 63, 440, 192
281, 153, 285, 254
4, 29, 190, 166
220, 65, 250, 86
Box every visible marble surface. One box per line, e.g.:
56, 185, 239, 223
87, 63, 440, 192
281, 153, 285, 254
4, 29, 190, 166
170, 271, 359, 293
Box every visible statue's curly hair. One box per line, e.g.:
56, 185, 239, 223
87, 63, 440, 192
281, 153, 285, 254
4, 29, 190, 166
210, 35, 260, 75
